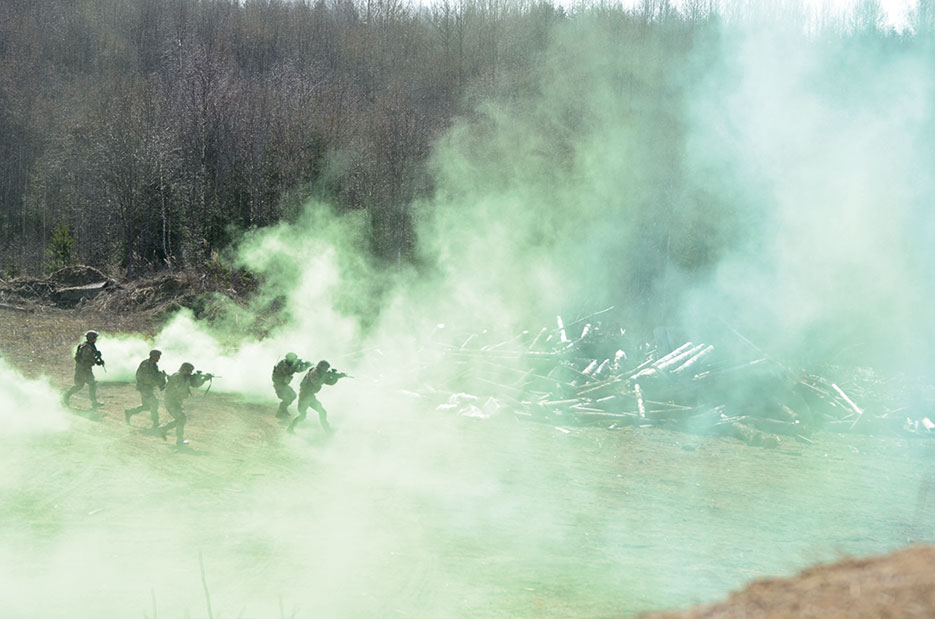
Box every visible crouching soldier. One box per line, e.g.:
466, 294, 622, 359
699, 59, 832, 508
63, 330, 105, 409
157, 362, 211, 447
272, 352, 311, 418
125, 349, 167, 429
287, 360, 347, 434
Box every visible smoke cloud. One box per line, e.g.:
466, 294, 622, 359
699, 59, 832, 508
3, 3, 935, 617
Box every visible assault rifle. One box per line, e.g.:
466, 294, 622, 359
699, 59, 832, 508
195, 370, 219, 395
95, 351, 106, 372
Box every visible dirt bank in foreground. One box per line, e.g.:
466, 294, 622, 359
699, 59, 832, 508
641, 544, 935, 618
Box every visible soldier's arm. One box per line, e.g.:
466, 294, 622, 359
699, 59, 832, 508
192, 372, 213, 388
324, 370, 346, 385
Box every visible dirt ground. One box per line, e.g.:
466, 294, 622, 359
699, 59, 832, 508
640, 544, 935, 618
2, 304, 935, 618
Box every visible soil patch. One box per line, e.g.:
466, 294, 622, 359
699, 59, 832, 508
641, 544, 935, 618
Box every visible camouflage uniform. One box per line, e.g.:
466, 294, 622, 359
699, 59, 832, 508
63, 332, 104, 408
125, 351, 167, 428
271, 353, 310, 418
287, 360, 345, 434
157, 363, 209, 446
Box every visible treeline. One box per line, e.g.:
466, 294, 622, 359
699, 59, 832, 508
0, 0, 931, 277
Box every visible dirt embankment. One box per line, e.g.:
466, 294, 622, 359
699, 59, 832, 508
1, 265, 241, 313
640, 544, 935, 619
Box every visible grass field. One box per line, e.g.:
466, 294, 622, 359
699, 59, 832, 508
1, 308, 933, 618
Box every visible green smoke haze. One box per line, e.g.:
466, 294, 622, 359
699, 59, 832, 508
3, 3, 935, 617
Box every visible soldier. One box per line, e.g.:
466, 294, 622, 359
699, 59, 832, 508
287, 360, 347, 434
156, 362, 212, 447
125, 349, 167, 429
62, 330, 105, 408
271, 352, 311, 418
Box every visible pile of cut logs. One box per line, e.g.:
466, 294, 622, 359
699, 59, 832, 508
417, 313, 935, 446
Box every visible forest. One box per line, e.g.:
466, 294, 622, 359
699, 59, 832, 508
0, 0, 932, 281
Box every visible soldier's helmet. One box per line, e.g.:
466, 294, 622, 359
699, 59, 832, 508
150, 349, 162, 358
317, 360, 331, 370
86, 331, 99, 339
285, 352, 298, 363
180, 362, 195, 373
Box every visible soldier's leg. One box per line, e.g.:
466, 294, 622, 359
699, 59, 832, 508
145, 391, 160, 427
311, 399, 332, 433
174, 411, 187, 445
87, 374, 102, 407
63, 370, 88, 405
125, 390, 146, 423
158, 403, 181, 441
286, 398, 309, 433
62, 382, 80, 405
275, 384, 296, 417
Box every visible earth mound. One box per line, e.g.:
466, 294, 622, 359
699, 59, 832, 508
47, 265, 110, 287
0, 265, 242, 316
641, 544, 935, 618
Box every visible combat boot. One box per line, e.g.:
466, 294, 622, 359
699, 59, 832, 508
125, 409, 134, 424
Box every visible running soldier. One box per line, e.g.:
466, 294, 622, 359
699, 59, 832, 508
62, 330, 105, 408
271, 352, 311, 418
125, 349, 167, 428
156, 362, 212, 447
286, 360, 347, 434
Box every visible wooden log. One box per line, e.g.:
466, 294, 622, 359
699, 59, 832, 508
620, 357, 656, 380
635, 383, 646, 419
528, 327, 548, 350
575, 375, 623, 396
670, 345, 714, 375
562, 306, 615, 331
693, 358, 767, 380
556, 315, 569, 343
656, 343, 707, 371
0, 302, 31, 312
50, 280, 115, 308
643, 406, 706, 421
482, 330, 529, 352
540, 398, 582, 409
594, 359, 612, 379
651, 342, 695, 369
581, 359, 599, 377
584, 394, 629, 412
